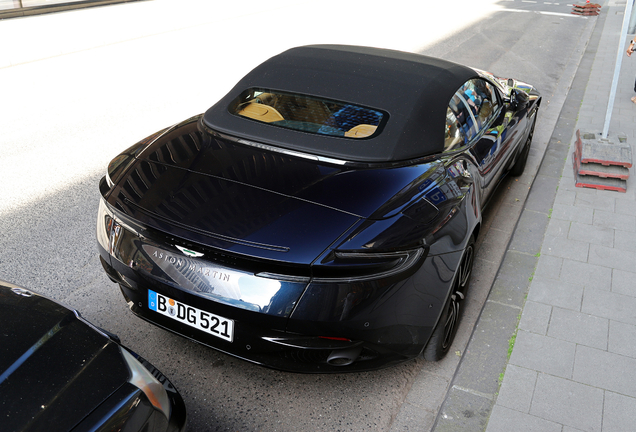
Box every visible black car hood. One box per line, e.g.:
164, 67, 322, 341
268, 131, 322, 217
107, 117, 441, 263
0, 283, 129, 432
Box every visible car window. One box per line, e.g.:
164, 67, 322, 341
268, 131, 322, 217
445, 78, 499, 152
231, 88, 388, 139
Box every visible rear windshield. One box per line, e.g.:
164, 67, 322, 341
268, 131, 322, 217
231, 88, 387, 139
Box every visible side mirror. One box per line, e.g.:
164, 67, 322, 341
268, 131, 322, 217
511, 89, 529, 110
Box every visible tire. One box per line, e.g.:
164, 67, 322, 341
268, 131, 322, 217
510, 116, 536, 177
423, 236, 475, 361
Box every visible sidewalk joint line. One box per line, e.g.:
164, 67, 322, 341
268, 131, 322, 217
451, 385, 495, 401
486, 299, 524, 310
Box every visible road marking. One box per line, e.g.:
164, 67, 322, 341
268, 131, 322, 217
504, 8, 588, 18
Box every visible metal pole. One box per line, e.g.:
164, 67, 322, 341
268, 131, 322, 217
602, 0, 635, 139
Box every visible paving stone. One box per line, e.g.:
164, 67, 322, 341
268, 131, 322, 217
573, 345, 636, 397
533, 254, 562, 280
560, 258, 612, 291
554, 189, 576, 206
588, 244, 636, 273
582, 288, 636, 325
574, 191, 616, 211
567, 222, 614, 247
613, 229, 636, 253
551, 204, 594, 224
495, 365, 537, 413
544, 218, 570, 239
541, 236, 589, 263
546, 307, 608, 350
614, 197, 636, 216
527, 276, 584, 311
518, 301, 552, 335
593, 209, 636, 232
508, 330, 576, 379
603, 391, 636, 432
530, 374, 603, 432
611, 268, 636, 297
486, 405, 562, 432
608, 320, 636, 357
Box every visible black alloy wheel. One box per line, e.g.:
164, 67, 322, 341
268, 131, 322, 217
423, 235, 475, 361
510, 114, 536, 176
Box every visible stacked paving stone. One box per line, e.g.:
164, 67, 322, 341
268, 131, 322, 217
572, 3, 601, 16
572, 130, 632, 193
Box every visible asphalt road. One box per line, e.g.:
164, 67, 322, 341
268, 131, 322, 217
0, 1, 594, 430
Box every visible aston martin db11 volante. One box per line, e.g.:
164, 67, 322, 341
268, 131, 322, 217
96, 45, 540, 372
0, 280, 186, 431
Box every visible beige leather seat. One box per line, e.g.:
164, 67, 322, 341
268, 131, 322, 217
237, 103, 285, 123
345, 124, 377, 138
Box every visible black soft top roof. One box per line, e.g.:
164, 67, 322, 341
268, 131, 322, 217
203, 45, 478, 162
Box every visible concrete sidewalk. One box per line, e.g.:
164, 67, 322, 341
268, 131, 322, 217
434, 1, 636, 430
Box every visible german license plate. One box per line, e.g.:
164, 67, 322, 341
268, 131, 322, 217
148, 290, 234, 342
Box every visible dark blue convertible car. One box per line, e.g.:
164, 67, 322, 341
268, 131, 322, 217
96, 45, 540, 372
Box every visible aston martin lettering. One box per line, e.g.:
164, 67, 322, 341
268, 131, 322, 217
148, 290, 234, 342
149, 249, 231, 283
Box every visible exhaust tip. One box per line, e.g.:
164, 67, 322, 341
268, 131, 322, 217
326, 346, 363, 366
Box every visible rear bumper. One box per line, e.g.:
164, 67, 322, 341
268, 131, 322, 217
100, 251, 414, 373
97, 198, 461, 373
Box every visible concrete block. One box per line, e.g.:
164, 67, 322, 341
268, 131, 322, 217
576, 130, 632, 168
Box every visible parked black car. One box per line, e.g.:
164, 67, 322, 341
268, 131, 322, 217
0, 280, 187, 431
97, 45, 540, 372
